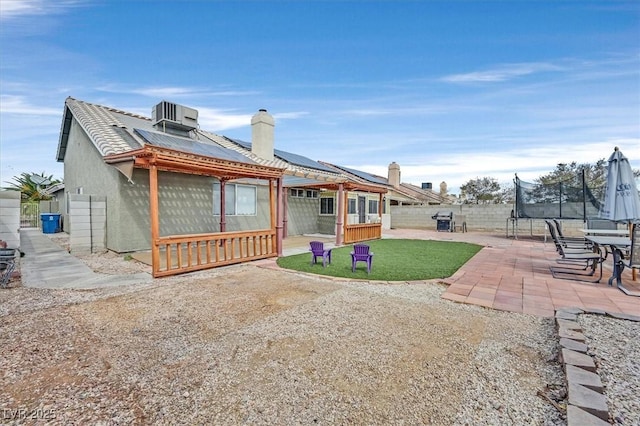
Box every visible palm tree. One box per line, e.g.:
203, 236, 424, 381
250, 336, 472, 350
2, 172, 62, 202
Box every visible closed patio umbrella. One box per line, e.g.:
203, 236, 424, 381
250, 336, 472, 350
599, 146, 640, 281
599, 146, 640, 223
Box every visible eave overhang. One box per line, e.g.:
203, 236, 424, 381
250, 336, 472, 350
104, 145, 285, 181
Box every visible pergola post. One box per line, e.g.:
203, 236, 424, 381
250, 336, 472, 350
283, 189, 289, 239
149, 163, 160, 277
275, 177, 283, 256
336, 183, 344, 246
219, 180, 226, 233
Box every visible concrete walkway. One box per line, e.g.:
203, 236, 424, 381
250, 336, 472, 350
19, 229, 152, 289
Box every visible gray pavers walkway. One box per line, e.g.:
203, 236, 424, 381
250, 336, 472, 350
19, 229, 151, 289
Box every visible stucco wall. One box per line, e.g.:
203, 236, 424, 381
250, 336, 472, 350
108, 171, 274, 253
63, 118, 124, 250
286, 196, 320, 235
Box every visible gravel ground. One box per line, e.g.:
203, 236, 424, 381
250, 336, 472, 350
0, 233, 634, 425
579, 315, 640, 426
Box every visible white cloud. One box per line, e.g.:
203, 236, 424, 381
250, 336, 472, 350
0, 0, 82, 20
0, 95, 60, 115
196, 108, 253, 131
350, 138, 640, 195
273, 111, 309, 120
441, 62, 564, 83
98, 84, 262, 99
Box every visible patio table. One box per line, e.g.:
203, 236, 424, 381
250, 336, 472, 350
584, 235, 631, 289
580, 229, 629, 236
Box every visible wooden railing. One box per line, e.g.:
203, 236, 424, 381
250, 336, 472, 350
152, 229, 277, 278
344, 223, 382, 244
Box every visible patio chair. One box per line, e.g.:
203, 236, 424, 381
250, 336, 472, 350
453, 214, 467, 233
351, 244, 373, 274
616, 223, 639, 282
309, 241, 332, 267
547, 225, 605, 282
552, 219, 590, 246
0, 248, 17, 289
545, 220, 591, 253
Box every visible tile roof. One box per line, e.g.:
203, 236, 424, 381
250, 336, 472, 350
64, 97, 146, 156
57, 98, 392, 192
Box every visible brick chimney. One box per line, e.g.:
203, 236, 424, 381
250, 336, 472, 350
251, 109, 274, 161
388, 162, 401, 188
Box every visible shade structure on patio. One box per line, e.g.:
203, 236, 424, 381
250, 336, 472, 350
599, 147, 640, 224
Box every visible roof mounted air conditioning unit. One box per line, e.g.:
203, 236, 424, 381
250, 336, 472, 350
152, 101, 198, 132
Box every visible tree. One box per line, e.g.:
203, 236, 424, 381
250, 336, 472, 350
532, 159, 640, 204
2, 172, 62, 202
460, 177, 502, 204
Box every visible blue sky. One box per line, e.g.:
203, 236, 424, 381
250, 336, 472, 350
1, 0, 638, 194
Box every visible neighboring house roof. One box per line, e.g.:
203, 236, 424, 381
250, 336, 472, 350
397, 182, 449, 204
42, 183, 65, 196
320, 161, 449, 205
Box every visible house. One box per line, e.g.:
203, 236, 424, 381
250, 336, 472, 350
322, 161, 449, 205
55, 98, 388, 277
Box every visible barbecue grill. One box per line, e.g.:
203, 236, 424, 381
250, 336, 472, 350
432, 211, 453, 232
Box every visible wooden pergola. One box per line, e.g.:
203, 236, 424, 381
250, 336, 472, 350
282, 174, 388, 245
105, 145, 286, 277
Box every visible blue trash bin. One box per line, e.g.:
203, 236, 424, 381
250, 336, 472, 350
41, 213, 61, 234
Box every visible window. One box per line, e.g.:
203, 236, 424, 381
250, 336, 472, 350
320, 197, 335, 215
236, 185, 256, 215
306, 190, 318, 198
348, 198, 357, 214
368, 199, 379, 214
213, 183, 256, 216
290, 188, 304, 198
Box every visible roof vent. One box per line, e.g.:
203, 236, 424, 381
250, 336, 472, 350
152, 101, 198, 132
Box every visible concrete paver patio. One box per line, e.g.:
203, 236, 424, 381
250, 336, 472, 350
381, 229, 640, 318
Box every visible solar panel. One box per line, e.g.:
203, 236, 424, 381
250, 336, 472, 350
274, 149, 336, 173
135, 129, 255, 164
331, 164, 388, 185
229, 138, 251, 149
228, 138, 336, 173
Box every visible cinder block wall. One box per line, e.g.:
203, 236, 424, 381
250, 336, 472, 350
391, 204, 536, 234
390, 204, 619, 238
0, 191, 21, 248
68, 195, 107, 254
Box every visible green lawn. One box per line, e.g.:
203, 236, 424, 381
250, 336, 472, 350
276, 239, 482, 281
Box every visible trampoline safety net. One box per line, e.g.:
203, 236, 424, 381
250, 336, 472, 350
515, 175, 603, 220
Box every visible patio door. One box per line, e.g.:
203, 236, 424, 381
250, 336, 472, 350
358, 196, 366, 224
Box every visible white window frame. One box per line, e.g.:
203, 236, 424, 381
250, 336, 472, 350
320, 196, 335, 215
368, 199, 379, 214
290, 188, 304, 198
213, 183, 257, 216
348, 198, 357, 214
